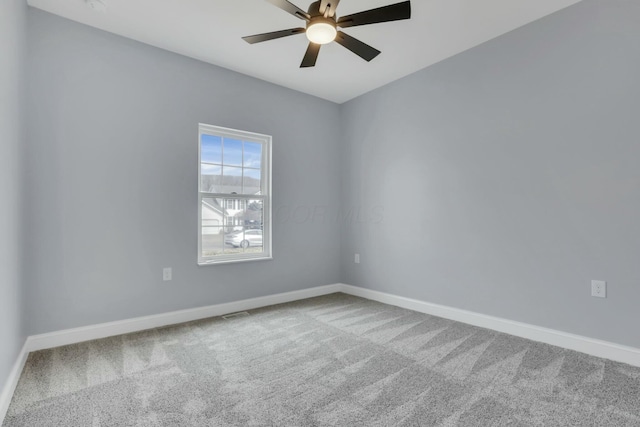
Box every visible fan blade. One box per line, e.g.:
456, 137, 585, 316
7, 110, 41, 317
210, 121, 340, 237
266, 0, 310, 21
243, 28, 306, 44
300, 43, 321, 68
337, 1, 411, 28
334, 32, 381, 62
319, 0, 340, 17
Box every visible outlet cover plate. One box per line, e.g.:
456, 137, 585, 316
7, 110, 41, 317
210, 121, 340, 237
591, 280, 606, 298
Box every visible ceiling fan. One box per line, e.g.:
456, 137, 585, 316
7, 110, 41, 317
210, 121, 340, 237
242, 0, 411, 68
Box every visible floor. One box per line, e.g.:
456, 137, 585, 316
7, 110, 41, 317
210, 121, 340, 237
4, 293, 640, 426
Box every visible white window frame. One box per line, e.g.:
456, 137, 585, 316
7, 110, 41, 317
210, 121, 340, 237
198, 124, 272, 265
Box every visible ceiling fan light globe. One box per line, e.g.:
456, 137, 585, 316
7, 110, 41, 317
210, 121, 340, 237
306, 22, 337, 44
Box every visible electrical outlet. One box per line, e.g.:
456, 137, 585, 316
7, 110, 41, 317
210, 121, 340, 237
354, 253, 360, 264
163, 267, 172, 281
591, 280, 606, 298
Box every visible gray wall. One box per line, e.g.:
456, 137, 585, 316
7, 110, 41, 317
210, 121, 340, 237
0, 0, 27, 392
16, 0, 640, 349
341, 0, 640, 348
25, 10, 342, 335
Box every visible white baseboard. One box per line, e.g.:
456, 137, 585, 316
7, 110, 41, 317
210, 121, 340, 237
17, 282, 640, 366
25, 283, 343, 352
339, 284, 640, 368
0, 342, 29, 425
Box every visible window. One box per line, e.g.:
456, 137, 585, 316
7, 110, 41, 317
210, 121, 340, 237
198, 124, 272, 265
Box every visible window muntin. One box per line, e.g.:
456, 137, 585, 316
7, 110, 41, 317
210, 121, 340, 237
198, 124, 271, 264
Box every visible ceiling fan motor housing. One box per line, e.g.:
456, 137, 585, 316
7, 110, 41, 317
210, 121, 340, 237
307, 1, 326, 18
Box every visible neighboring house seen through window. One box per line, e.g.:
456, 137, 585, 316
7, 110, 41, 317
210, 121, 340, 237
198, 124, 272, 264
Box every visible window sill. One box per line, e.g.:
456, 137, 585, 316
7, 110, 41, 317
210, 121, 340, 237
197, 255, 273, 266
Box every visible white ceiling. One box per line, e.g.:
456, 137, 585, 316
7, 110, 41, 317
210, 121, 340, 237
27, 0, 583, 104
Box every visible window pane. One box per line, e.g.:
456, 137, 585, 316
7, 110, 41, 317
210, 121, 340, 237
220, 199, 264, 254
223, 138, 243, 166
201, 227, 223, 257
201, 198, 225, 256
243, 199, 264, 231
200, 164, 222, 192
224, 227, 263, 254
201, 134, 221, 164
244, 142, 262, 168
243, 168, 261, 195
219, 166, 243, 194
